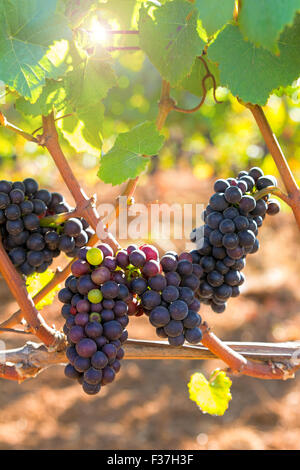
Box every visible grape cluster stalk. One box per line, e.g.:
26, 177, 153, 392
0, 178, 94, 276
190, 167, 281, 313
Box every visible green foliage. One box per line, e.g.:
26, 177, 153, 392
139, 0, 204, 86
16, 80, 67, 117
0, 0, 71, 100
98, 121, 164, 185
188, 369, 232, 416
1, 0, 300, 183
239, 0, 300, 54
208, 16, 300, 105
195, 0, 235, 37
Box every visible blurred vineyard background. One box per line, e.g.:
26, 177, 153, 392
1, 0, 300, 451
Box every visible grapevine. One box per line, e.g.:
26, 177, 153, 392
0, 0, 299, 419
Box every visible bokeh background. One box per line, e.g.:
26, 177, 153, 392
1, 3, 300, 448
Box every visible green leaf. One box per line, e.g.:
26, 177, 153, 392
61, 52, 117, 150
195, 0, 235, 36
98, 121, 165, 185
179, 57, 220, 97
16, 80, 66, 117
208, 17, 300, 105
188, 370, 232, 416
139, 0, 204, 86
239, 0, 300, 54
64, 53, 117, 108
26, 269, 62, 310
0, 0, 71, 100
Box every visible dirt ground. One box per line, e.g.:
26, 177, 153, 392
0, 169, 300, 450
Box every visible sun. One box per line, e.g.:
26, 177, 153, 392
90, 19, 108, 44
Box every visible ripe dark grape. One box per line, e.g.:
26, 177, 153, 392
10, 189, 25, 204
23, 178, 38, 195
6, 219, 23, 235
5, 204, 21, 221
9, 247, 26, 266
64, 218, 83, 237
214, 179, 230, 193
32, 199, 47, 216
209, 193, 228, 211
267, 199, 280, 215
190, 168, 280, 313
129, 249, 146, 267
27, 233, 45, 251
224, 186, 242, 204
0, 181, 12, 194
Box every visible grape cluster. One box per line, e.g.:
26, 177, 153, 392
190, 167, 280, 313
117, 244, 203, 347
0, 178, 94, 276
60, 245, 130, 395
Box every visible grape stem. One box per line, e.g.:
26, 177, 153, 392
0, 339, 298, 382
173, 56, 221, 113
0, 236, 65, 348
0, 111, 39, 143
41, 113, 120, 252
254, 185, 291, 206
244, 103, 300, 229
39, 203, 94, 227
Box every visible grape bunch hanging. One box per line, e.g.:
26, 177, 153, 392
60, 244, 203, 395
190, 167, 280, 313
0, 178, 94, 276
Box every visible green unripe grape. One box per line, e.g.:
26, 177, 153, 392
90, 312, 101, 323
88, 289, 103, 304
86, 247, 104, 266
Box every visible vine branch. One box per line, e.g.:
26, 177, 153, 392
1, 339, 299, 382
0, 237, 64, 348
244, 103, 300, 230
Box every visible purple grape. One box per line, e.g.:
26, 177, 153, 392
103, 321, 123, 340
91, 351, 108, 369
69, 325, 85, 343
185, 327, 202, 344
149, 306, 170, 327
84, 367, 102, 385
91, 266, 111, 285
65, 364, 81, 380
85, 321, 103, 339
76, 338, 97, 358
102, 343, 117, 361
101, 366, 115, 385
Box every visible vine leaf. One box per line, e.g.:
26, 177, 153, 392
0, 0, 71, 100
98, 121, 165, 185
16, 80, 67, 117
139, 0, 204, 86
195, 0, 235, 37
60, 52, 117, 150
208, 16, 300, 105
26, 270, 61, 310
188, 370, 232, 416
238, 0, 300, 54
